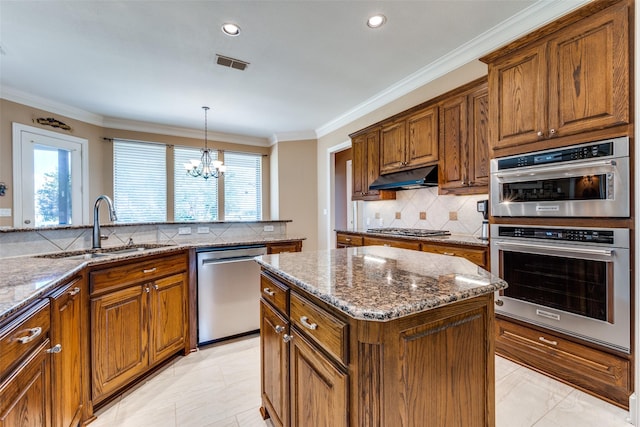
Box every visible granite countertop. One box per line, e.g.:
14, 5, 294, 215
334, 229, 488, 247
0, 236, 305, 322
256, 246, 507, 321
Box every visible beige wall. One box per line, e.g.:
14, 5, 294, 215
316, 60, 488, 250
0, 99, 271, 227
270, 139, 318, 251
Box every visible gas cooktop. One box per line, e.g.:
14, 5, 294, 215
366, 228, 451, 238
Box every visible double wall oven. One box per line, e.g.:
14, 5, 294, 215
490, 136, 631, 353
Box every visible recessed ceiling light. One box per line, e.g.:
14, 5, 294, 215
367, 14, 386, 29
222, 23, 241, 36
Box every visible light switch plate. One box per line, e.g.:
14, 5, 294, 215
178, 227, 192, 235
197, 227, 209, 234
264, 225, 274, 232
0, 208, 11, 217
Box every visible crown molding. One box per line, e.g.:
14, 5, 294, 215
269, 130, 319, 145
315, 0, 589, 139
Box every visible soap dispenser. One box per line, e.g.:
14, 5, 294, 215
477, 200, 489, 241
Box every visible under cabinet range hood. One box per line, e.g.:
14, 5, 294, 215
369, 165, 439, 191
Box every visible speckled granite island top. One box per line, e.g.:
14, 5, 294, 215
255, 246, 507, 321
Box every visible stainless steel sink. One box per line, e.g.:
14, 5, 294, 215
35, 243, 176, 259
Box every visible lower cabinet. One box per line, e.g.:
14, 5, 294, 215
260, 300, 289, 427
267, 240, 303, 254
421, 242, 488, 269
90, 253, 188, 404
50, 277, 85, 427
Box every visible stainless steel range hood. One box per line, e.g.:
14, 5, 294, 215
369, 165, 439, 191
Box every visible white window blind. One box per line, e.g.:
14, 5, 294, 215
224, 152, 262, 220
174, 146, 219, 221
113, 140, 167, 222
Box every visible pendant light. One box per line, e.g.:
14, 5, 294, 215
184, 106, 225, 179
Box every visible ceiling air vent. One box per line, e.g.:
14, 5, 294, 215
216, 54, 249, 71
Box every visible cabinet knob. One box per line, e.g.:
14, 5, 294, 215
68, 287, 80, 297
549, 128, 556, 135
46, 344, 62, 354
537, 131, 544, 137
495, 299, 504, 307
300, 316, 318, 330
283, 333, 293, 343
145, 286, 150, 293
154, 284, 159, 290
275, 325, 285, 334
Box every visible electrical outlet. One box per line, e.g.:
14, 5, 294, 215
419, 212, 427, 220
395, 212, 401, 220
264, 225, 274, 232
178, 227, 192, 235
0, 208, 11, 217
197, 227, 209, 234
449, 211, 458, 221
374, 212, 380, 219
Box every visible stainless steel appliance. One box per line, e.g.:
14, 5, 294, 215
197, 245, 267, 345
490, 136, 629, 217
366, 228, 450, 237
491, 224, 630, 353
477, 200, 489, 241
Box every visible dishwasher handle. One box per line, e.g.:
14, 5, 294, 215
201, 255, 260, 266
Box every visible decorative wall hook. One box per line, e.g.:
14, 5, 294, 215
0, 183, 6, 196
33, 117, 72, 131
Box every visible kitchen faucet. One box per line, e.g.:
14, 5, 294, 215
92, 195, 118, 249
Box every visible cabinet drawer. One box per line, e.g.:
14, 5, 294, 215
0, 300, 50, 375
421, 244, 486, 267
267, 242, 301, 254
90, 253, 187, 295
336, 233, 363, 247
260, 273, 289, 315
496, 317, 631, 408
363, 236, 421, 250
290, 291, 348, 365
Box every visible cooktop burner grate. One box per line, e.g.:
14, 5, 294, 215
366, 228, 451, 237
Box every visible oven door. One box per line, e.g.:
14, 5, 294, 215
491, 232, 630, 353
490, 156, 629, 217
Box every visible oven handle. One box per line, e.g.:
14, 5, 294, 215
496, 159, 617, 179
493, 240, 614, 258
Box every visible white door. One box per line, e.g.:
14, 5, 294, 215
12, 123, 88, 227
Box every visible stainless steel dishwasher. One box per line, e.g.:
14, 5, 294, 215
197, 245, 267, 346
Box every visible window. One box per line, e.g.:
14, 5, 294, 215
174, 147, 219, 221
12, 123, 88, 227
224, 152, 262, 220
113, 140, 167, 222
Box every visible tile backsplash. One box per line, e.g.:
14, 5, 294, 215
361, 187, 488, 236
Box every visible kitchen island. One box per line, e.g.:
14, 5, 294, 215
256, 246, 508, 427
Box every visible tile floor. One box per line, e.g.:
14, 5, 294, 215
90, 334, 631, 427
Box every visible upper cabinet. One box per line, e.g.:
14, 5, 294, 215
481, 0, 630, 156
351, 128, 396, 201
380, 106, 438, 174
438, 79, 489, 195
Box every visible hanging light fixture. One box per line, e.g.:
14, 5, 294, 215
184, 106, 225, 179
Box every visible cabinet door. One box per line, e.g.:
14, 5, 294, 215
50, 278, 84, 427
406, 106, 438, 168
91, 285, 148, 402
149, 273, 187, 365
439, 94, 468, 192
548, 1, 629, 137
0, 340, 52, 427
380, 121, 407, 174
290, 329, 348, 427
364, 130, 382, 197
468, 85, 490, 190
488, 43, 547, 150
351, 135, 366, 200
260, 300, 289, 427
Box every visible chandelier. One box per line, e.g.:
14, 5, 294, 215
184, 106, 225, 179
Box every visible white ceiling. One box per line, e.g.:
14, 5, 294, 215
0, 1, 587, 145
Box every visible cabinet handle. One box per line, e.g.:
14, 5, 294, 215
15, 327, 42, 344
46, 344, 62, 354
549, 128, 556, 135
443, 252, 455, 256
539, 336, 558, 346
461, 181, 466, 186
143, 268, 157, 274
495, 299, 504, 307
145, 286, 150, 293
68, 287, 80, 296
300, 316, 318, 330
345, 238, 351, 242
263, 287, 276, 296
275, 325, 285, 334
153, 284, 159, 290
537, 131, 544, 137
283, 333, 293, 343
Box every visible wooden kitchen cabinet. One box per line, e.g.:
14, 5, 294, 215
380, 106, 438, 175
351, 128, 395, 201
336, 232, 363, 248
363, 235, 421, 251
0, 300, 52, 427
267, 240, 303, 254
482, 0, 630, 155
90, 252, 188, 404
439, 78, 489, 195
495, 316, 631, 408
421, 242, 488, 269
49, 276, 85, 427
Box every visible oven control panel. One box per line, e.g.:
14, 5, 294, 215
497, 141, 613, 170
498, 226, 614, 244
